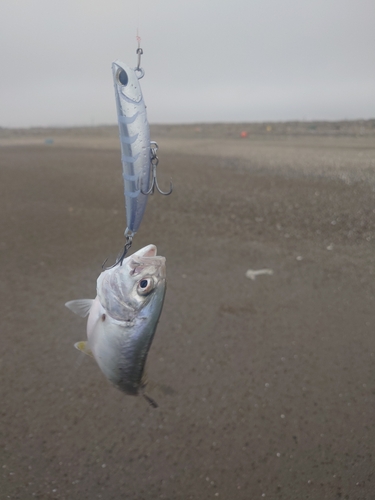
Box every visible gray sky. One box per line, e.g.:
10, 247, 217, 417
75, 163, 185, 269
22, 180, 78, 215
1, 0, 374, 127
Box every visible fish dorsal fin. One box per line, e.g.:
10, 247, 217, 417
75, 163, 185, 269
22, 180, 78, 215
74, 341, 94, 358
65, 299, 94, 317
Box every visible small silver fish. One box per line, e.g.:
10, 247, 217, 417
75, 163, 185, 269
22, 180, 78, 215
65, 245, 166, 407
112, 60, 151, 237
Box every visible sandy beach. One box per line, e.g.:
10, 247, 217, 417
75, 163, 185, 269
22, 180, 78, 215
1, 120, 375, 499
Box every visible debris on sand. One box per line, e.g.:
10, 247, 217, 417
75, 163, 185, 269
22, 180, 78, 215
245, 269, 274, 280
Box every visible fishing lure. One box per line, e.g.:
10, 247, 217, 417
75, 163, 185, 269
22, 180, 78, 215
112, 48, 171, 254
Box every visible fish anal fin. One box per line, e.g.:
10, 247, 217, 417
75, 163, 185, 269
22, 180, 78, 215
65, 299, 94, 317
74, 341, 94, 358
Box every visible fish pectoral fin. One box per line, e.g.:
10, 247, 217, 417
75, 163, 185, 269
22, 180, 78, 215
74, 341, 94, 358
65, 299, 94, 317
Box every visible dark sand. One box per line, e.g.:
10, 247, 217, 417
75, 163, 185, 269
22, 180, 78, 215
1, 121, 375, 499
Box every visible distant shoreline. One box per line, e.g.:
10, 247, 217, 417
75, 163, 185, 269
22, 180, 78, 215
1, 118, 375, 137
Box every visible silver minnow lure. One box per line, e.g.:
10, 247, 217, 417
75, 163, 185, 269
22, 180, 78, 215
112, 60, 150, 237
65, 245, 166, 407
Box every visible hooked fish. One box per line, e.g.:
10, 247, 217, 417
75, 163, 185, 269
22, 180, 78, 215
112, 60, 151, 237
65, 245, 166, 407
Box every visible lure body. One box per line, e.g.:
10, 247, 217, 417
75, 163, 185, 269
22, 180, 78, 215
112, 60, 151, 236
66, 245, 166, 400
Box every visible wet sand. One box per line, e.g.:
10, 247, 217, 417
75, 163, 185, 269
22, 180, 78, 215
1, 121, 375, 499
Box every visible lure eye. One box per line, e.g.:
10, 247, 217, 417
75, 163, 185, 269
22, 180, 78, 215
137, 278, 154, 296
117, 68, 128, 86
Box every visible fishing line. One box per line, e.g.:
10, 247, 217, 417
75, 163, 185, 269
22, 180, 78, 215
136, 0, 142, 53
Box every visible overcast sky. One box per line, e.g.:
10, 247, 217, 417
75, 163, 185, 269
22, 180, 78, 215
1, 0, 374, 127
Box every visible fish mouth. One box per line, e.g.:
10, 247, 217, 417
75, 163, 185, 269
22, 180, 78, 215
135, 244, 158, 258
128, 245, 166, 280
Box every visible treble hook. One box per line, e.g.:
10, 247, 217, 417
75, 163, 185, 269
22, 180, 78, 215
141, 142, 173, 196
102, 233, 133, 270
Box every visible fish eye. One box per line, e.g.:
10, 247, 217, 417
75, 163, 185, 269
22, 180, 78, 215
117, 68, 128, 86
137, 277, 154, 296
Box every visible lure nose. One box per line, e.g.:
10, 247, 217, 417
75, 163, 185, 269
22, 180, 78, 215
113, 60, 142, 103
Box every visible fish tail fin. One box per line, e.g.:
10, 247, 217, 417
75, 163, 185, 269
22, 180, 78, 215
142, 393, 158, 409
140, 372, 158, 407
